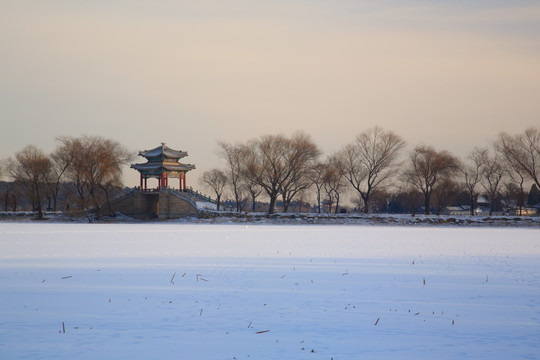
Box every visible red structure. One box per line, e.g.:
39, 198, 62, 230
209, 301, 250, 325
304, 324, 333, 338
131, 143, 195, 191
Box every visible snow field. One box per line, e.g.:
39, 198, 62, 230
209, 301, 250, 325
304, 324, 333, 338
0, 224, 539, 359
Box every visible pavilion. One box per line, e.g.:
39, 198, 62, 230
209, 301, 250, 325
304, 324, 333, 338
131, 143, 195, 192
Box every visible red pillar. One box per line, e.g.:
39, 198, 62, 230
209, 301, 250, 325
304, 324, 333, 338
144, 177, 147, 191
140, 174, 143, 191
183, 173, 186, 191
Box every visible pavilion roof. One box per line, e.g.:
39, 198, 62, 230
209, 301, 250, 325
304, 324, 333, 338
131, 162, 195, 172
138, 143, 188, 159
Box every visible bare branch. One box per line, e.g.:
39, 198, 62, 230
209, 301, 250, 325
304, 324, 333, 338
337, 127, 405, 213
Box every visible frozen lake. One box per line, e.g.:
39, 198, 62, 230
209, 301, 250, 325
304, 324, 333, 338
1, 223, 539, 359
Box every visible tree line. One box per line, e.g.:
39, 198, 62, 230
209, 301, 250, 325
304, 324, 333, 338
0, 136, 132, 219
1, 128, 539, 218
201, 127, 540, 215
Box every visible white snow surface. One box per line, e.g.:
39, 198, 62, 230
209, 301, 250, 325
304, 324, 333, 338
1, 223, 539, 359
196, 201, 218, 211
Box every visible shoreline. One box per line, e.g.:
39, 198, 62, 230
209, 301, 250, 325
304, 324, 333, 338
1, 211, 539, 227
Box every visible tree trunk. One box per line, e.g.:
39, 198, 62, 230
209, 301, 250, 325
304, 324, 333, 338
4, 190, 8, 212
282, 194, 289, 213
216, 195, 221, 211
34, 183, 44, 219
469, 193, 475, 216
52, 181, 61, 212
11, 194, 18, 211
76, 181, 85, 209
268, 194, 277, 214
424, 192, 431, 215
518, 185, 524, 216
234, 189, 240, 213
36, 202, 44, 219
362, 195, 369, 214
89, 187, 99, 212
102, 186, 115, 216
251, 194, 256, 212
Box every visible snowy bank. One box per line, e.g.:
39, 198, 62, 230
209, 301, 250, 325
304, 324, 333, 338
1, 210, 540, 227
193, 211, 540, 227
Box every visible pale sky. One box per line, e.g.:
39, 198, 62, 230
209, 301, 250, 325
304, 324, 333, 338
1, 0, 539, 188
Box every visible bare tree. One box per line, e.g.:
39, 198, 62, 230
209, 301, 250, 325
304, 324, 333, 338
1, 189, 6, 212
242, 179, 262, 212
59, 135, 133, 212
307, 162, 326, 214
337, 127, 405, 213
47, 142, 73, 211
2, 187, 9, 212
403, 188, 424, 216
218, 142, 245, 212
461, 147, 487, 215
1, 181, 22, 212
480, 150, 505, 215
291, 189, 310, 213
87, 137, 132, 212
278, 132, 321, 212
322, 156, 347, 214
496, 127, 540, 188
5, 145, 52, 219
404, 145, 460, 215
502, 155, 528, 215
200, 169, 228, 211
322, 167, 338, 214
242, 132, 320, 214
369, 189, 392, 213
237, 142, 263, 212
242, 135, 285, 214
496, 130, 539, 215
432, 177, 460, 215
527, 184, 540, 206
386, 187, 423, 215
58, 136, 87, 208
503, 181, 526, 215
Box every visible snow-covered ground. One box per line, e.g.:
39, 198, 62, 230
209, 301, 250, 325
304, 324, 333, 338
3, 211, 540, 227
196, 202, 218, 211
1, 223, 539, 359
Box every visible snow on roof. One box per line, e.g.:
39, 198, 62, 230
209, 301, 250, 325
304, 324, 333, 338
138, 143, 188, 159
477, 196, 489, 204
130, 162, 195, 171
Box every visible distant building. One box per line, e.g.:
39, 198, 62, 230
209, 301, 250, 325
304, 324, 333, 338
131, 142, 195, 192
443, 205, 486, 216
507, 207, 538, 216
102, 143, 213, 219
